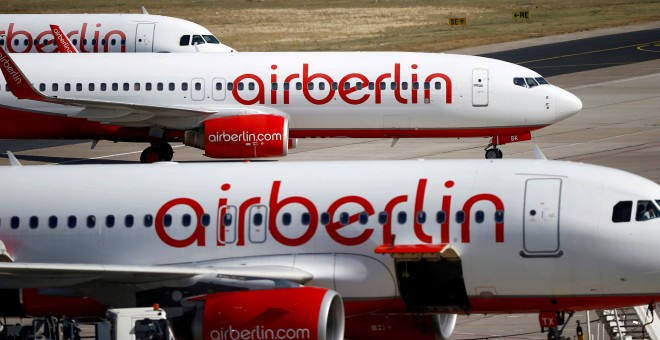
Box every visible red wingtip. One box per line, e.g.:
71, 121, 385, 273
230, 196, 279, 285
0, 45, 50, 101
50, 24, 78, 53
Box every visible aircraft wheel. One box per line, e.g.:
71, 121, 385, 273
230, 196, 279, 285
140, 146, 161, 163
485, 149, 499, 159
496, 148, 503, 158
160, 143, 174, 161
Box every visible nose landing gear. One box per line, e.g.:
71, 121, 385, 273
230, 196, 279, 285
484, 142, 503, 159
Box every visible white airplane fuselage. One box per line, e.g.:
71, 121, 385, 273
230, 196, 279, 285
0, 52, 581, 143
0, 14, 234, 53
0, 159, 659, 314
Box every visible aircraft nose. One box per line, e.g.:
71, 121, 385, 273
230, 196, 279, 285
554, 87, 582, 122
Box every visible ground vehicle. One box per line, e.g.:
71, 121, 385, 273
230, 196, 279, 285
0, 306, 174, 340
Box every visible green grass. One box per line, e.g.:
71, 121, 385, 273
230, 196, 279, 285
2, 0, 658, 51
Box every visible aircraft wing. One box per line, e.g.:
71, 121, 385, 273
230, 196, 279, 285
0, 262, 313, 288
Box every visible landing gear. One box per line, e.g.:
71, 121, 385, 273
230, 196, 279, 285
140, 142, 174, 163
484, 141, 503, 159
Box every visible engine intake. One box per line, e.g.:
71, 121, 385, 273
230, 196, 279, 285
185, 114, 289, 158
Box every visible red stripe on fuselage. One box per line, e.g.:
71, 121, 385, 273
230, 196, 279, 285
289, 126, 546, 139
0, 106, 543, 141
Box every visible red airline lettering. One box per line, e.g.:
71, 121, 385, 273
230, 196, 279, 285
0, 22, 127, 53
231, 63, 452, 107
156, 178, 505, 248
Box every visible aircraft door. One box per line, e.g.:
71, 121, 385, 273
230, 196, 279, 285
248, 205, 268, 243
522, 178, 562, 257
217, 205, 237, 245
472, 69, 489, 107
135, 23, 155, 52
192, 78, 205, 101
212, 78, 226, 101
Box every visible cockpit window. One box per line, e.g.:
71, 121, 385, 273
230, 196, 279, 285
535, 77, 549, 85
612, 201, 632, 223
636, 200, 659, 221
203, 35, 220, 44
191, 35, 205, 45
179, 35, 190, 46
525, 78, 539, 87
513, 78, 526, 87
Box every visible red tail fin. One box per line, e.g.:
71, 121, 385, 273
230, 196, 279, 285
50, 25, 78, 53
0, 45, 51, 101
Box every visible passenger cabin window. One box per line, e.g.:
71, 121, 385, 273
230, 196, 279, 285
144, 214, 153, 227
11, 216, 19, 229
359, 212, 369, 225
49, 216, 57, 229
494, 210, 504, 223
201, 214, 210, 227
339, 212, 350, 225
612, 201, 633, 222
320, 212, 330, 225
456, 211, 465, 223
636, 200, 659, 221
106, 215, 115, 228
68, 216, 77, 228
29, 216, 38, 229
301, 212, 311, 226
182, 214, 191, 227
125, 215, 134, 227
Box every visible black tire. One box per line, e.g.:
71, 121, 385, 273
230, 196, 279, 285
140, 146, 161, 163
485, 149, 499, 159
160, 143, 174, 161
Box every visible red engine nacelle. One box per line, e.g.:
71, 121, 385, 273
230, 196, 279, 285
189, 287, 344, 340
184, 114, 289, 158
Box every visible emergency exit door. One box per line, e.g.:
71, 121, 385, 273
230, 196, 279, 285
135, 23, 155, 52
522, 178, 562, 256
472, 69, 489, 107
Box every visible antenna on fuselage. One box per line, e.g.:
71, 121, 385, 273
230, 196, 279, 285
141, 6, 149, 15
532, 144, 547, 160
6, 151, 22, 167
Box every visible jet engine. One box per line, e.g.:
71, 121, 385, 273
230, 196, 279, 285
189, 287, 344, 340
184, 114, 289, 158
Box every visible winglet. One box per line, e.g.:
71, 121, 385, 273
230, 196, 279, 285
6, 151, 22, 166
533, 144, 547, 160
50, 25, 79, 53
0, 45, 51, 102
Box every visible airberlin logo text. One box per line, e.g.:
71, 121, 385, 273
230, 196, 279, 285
51, 27, 76, 53
1, 23, 127, 53
208, 131, 283, 143
0, 51, 22, 85
231, 63, 453, 106
154, 179, 505, 248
